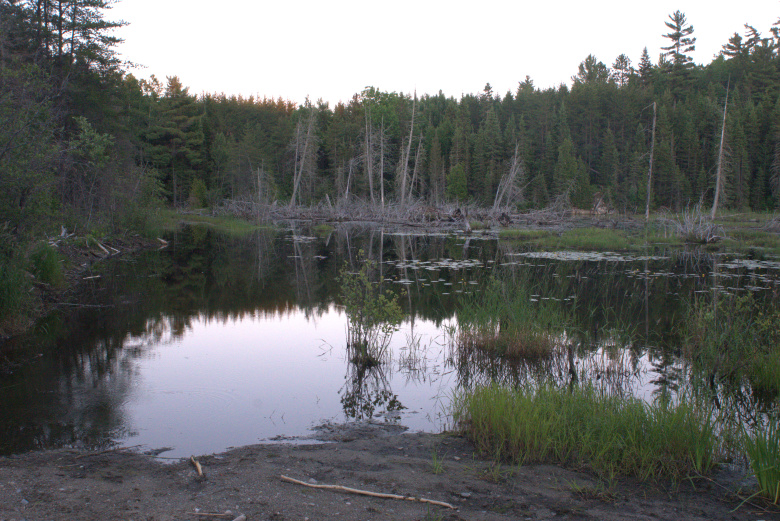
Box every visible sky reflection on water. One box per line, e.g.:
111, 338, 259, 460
2, 225, 779, 457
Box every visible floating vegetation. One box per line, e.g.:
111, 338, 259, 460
509, 251, 669, 262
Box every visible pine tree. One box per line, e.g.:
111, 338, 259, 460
638, 47, 654, 86
662, 11, 696, 68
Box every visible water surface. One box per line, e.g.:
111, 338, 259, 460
1, 225, 778, 457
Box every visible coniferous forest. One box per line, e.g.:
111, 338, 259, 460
2, 3, 780, 239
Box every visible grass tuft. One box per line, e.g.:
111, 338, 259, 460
454, 384, 719, 482
455, 276, 567, 363
744, 417, 780, 505
29, 242, 64, 287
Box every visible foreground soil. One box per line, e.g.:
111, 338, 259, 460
1, 426, 777, 521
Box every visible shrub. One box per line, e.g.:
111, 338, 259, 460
339, 252, 404, 365
29, 243, 64, 287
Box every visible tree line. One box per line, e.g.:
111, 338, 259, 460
2, 3, 780, 245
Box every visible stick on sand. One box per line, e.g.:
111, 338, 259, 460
280, 474, 456, 510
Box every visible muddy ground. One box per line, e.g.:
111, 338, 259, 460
1, 423, 777, 521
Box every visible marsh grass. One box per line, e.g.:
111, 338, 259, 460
430, 447, 445, 475
551, 228, 631, 251
455, 276, 567, 363
312, 223, 335, 237
171, 211, 275, 236
725, 229, 780, 252
744, 417, 780, 504
683, 294, 780, 397
498, 228, 553, 240
454, 384, 719, 482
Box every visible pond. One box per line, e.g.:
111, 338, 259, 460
1, 225, 779, 459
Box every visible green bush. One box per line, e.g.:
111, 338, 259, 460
29, 243, 64, 287
189, 178, 209, 208
0, 260, 27, 321
339, 252, 404, 365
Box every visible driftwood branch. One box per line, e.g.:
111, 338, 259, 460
280, 474, 456, 510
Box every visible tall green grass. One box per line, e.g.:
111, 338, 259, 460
29, 243, 64, 287
454, 384, 719, 481
455, 276, 567, 362
744, 417, 780, 504
683, 293, 780, 400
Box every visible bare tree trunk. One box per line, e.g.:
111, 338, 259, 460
645, 101, 656, 222
399, 94, 416, 205
711, 80, 730, 220
290, 108, 316, 208
492, 142, 525, 211
408, 134, 424, 203
380, 118, 385, 210
364, 109, 375, 205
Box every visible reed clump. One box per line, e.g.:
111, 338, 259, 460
453, 384, 719, 482
455, 276, 567, 363
744, 417, 780, 505
683, 293, 780, 400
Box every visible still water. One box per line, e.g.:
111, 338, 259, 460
1, 225, 778, 458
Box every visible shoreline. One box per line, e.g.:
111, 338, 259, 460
1, 427, 775, 521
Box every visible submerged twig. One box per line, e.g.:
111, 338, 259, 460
280, 474, 456, 509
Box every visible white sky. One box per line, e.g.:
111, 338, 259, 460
110, 0, 779, 106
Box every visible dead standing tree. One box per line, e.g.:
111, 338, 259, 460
289, 106, 318, 208
711, 80, 730, 219
363, 109, 390, 210
492, 142, 526, 212
398, 93, 417, 206
645, 101, 657, 222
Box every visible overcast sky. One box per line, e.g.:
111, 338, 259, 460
110, 1, 779, 106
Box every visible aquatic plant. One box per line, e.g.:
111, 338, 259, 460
455, 275, 568, 363
339, 252, 404, 365
453, 384, 719, 481
683, 293, 780, 399
744, 416, 780, 504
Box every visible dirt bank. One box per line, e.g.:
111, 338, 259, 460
1, 424, 776, 521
